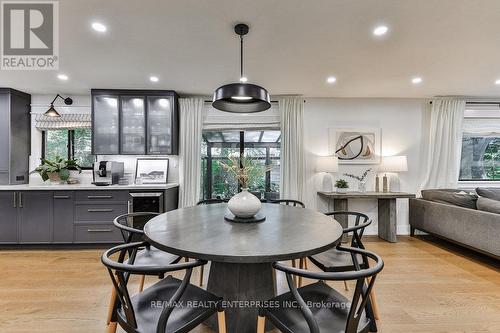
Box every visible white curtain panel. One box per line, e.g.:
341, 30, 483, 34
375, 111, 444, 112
178, 98, 205, 207
419, 98, 466, 192
279, 97, 305, 201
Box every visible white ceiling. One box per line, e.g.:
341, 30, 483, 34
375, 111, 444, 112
2, 0, 500, 98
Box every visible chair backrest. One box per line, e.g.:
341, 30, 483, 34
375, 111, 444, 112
113, 212, 160, 243
324, 211, 370, 249
270, 199, 305, 208
197, 198, 229, 205
273, 246, 383, 333
101, 241, 206, 332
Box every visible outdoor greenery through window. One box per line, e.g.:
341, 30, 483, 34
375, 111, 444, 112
460, 135, 500, 181
201, 130, 281, 200
43, 129, 94, 168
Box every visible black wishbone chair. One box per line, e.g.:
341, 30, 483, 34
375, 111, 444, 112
107, 212, 182, 332
193, 198, 228, 286
270, 199, 307, 286
307, 212, 380, 320
102, 241, 227, 333
257, 246, 384, 333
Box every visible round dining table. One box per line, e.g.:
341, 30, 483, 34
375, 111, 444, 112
144, 203, 343, 333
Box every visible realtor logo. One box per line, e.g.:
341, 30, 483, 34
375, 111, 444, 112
1, 1, 59, 70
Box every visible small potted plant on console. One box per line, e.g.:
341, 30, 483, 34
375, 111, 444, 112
335, 179, 349, 193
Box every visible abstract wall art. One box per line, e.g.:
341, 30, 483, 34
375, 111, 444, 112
329, 128, 381, 164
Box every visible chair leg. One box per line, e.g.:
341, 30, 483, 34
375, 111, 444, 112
370, 288, 381, 320
199, 265, 205, 286
343, 280, 349, 291
256, 315, 266, 333
107, 321, 117, 333
106, 286, 116, 325
139, 275, 146, 292
304, 257, 308, 270
217, 310, 227, 333
298, 258, 304, 287
291, 259, 298, 286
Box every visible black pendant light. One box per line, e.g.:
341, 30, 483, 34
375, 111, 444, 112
44, 94, 73, 117
212, 23, 271, 113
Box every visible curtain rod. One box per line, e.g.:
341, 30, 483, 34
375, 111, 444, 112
429, 101, 500, 105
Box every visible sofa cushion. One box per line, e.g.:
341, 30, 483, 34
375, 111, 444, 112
475, 188, 500, 201
476, 197, 500, 214
421, 189, 478, 209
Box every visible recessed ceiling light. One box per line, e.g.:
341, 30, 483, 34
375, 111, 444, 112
240, 76, 248, 83
327, 76, 337, 84
373, 25, 389, 36
495, 79, 500, 85
91, 22, 107, 33
149, 76, 159, 83
57, 74, 68, 81
412, 77, 423, 84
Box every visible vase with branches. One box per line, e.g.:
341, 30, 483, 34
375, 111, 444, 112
219, 155, 273, 219
344, 168, 372, 192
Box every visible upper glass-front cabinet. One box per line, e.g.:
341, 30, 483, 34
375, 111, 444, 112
92, 95, 119, 154
147, 96, 173, 154
91, 90, 179, 155
120, 96, 146, 154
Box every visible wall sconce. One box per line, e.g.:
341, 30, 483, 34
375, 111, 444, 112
44, 94, 73, 117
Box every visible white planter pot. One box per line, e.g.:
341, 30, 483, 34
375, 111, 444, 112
228, 188, 262, 218
336, 188, 348, 194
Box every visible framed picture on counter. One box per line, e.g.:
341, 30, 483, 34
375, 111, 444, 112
135, 158, 169, 184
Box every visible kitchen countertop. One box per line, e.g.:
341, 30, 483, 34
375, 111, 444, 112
0, 183, 179, 191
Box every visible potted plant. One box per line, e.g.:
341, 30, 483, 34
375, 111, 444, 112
31, 156, 81, 184
335, 179, 349, 193
219, 155, 272, 218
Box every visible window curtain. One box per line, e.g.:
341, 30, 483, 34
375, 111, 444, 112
419, 98, 466, 192
34, 113, 91, 130
178, 98, 205, 207
279, 97, 305, 201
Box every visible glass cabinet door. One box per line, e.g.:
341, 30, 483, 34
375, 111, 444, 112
93, 95, 119, 154
147, 96, 173, 154
120, 96, 146, 154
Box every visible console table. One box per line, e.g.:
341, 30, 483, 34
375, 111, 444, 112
318, 191, 416, 243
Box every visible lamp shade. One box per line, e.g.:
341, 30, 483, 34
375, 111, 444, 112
44, 104, 61, 117
316, 156, 339, 173
379, 155, 408, 172
212, 83, 271, 113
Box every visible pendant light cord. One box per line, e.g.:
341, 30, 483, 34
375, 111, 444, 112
240, 35, 244, 79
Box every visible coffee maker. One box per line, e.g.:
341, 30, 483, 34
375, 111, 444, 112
92, 161, 124, 185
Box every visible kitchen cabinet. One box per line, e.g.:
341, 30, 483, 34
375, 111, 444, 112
0, 192, 19, 243
0, 89, 31, 185
19, 191, 52, 243
53, 191, 74, 243
0, 186, 179, 245
91, 89, 179, 155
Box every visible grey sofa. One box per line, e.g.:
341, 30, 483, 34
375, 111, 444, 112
410, 189, 500, 259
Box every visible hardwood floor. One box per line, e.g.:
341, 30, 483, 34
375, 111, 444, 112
0, 236, 498, 333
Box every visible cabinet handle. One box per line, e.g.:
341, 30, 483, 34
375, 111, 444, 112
18, 192, 23, 208
54, 195, 70, 199
87, 229, 112, 233
13, 192, 17, 208
87, 208, 114, 212
87, 195, 113, 199
127, 200, 132, 214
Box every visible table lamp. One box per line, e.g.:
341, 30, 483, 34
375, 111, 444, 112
316, 156, 339, 192
378, 156, 408, 192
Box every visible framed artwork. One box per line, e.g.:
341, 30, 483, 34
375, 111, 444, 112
135, 158, 169, 184
329, 128, 382, 164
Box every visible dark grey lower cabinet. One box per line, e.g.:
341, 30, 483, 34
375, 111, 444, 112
0, 191, 18, 243
19, 191, 52, 243
53, 191, 74, 243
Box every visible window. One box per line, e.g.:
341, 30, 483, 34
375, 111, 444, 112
43, 128, 94, 168
459, 105, 500, 181
460, 136, 500, 181
201, 130, 281, 200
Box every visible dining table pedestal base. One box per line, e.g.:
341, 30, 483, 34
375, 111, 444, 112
205, 261, 276, 333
